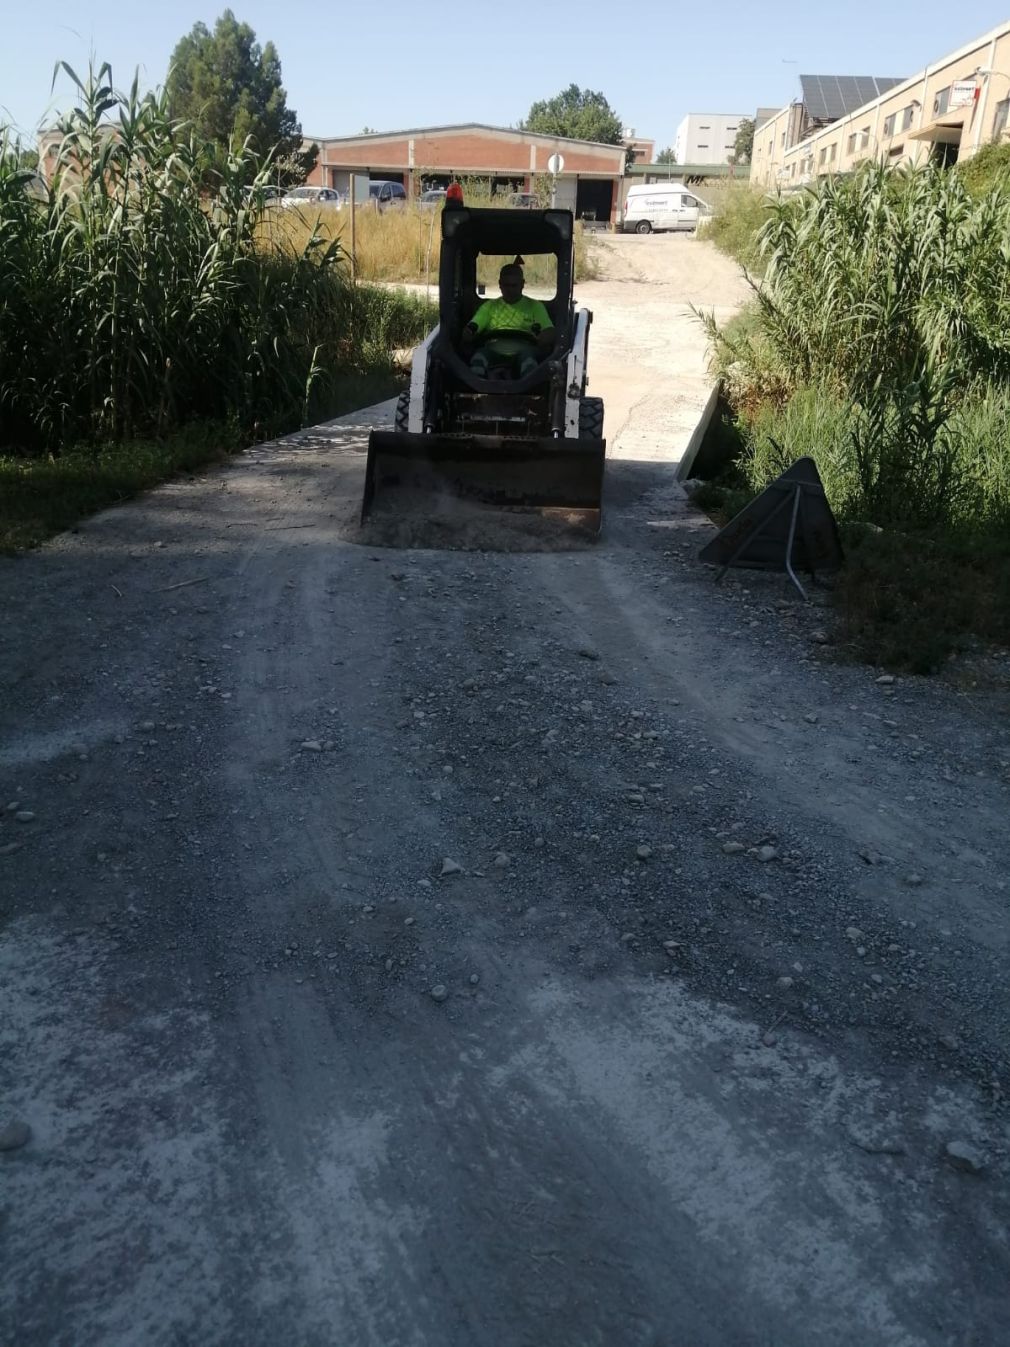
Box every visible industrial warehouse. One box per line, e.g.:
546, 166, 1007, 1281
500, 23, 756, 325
304, 122, 627, 223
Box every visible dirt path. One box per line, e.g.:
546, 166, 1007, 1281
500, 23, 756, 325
2, 236, 1008, 1347
578, 233, 750, 461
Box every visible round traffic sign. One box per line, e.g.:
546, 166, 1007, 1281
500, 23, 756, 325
547, 153, 564, 176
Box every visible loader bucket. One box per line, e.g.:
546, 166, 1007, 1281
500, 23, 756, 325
360, 432, 606, 535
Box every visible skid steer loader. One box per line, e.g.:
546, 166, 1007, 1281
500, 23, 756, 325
360, 192, 606, 534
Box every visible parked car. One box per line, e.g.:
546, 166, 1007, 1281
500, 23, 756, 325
280, 185, 343, 209
23, 172, 48, 202
621, 182, 710, 233
419, 188, 447, 210
368, 180, 408, 211
243, 184, 283, 205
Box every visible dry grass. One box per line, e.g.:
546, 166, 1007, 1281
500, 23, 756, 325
260, 196, 600, 287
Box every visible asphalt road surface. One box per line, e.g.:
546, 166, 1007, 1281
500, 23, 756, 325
2, 235, 1008, 1347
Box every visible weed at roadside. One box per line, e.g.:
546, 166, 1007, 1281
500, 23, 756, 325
697, 182, 771, 274
0, 370, 404, 553
834, 523, 1010, 675
0, 425, 240, 552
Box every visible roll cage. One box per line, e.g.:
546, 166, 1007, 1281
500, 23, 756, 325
432, 206, 577, 397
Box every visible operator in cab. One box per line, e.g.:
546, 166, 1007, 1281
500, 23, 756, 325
461, 257, 555, 379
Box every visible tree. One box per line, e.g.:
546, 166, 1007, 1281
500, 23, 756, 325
655, 146, 677, 164
166, 10, 314, 180
521, 84, 624, 145
732, 118, 755, 166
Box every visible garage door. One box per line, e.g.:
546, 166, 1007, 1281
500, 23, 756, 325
552, 178, 577, 211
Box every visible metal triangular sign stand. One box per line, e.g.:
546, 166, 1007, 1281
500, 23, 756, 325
697, 456, 843, 600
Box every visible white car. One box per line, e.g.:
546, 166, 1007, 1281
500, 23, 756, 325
622, 182, 710, 234
281, 186, 344, 210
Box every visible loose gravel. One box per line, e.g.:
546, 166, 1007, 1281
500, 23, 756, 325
1, 236, 1007, 1347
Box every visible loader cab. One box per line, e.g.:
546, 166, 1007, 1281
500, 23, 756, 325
437, 206, 576, 374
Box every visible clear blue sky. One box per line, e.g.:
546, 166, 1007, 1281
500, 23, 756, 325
2, 2, 1008, 147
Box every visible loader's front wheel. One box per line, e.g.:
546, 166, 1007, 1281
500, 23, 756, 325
579, 396, 605, 441
394, 390, 410, 433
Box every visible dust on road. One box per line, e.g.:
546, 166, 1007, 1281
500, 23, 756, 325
1, 235, 1008, 1347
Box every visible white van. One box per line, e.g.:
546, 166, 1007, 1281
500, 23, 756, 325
622, 183, 710, 234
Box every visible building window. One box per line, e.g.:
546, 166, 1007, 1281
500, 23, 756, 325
847, 133, 857, 153
888, 143, 904, 158
767, 139, 773, 153
994, 97, 1010, 140
933, 87, 950, 117
883, 113, 897, 137
861, 127, 871, 149
819, 147, 827, 165
901, 105, 916, 131
828, 143, 837, 162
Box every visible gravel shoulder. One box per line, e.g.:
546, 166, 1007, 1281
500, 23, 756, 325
1, 235, 1008, 1347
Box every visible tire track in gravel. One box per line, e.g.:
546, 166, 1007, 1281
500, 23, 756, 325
529, 533, 1010, 948
193, 510, 1007, 1347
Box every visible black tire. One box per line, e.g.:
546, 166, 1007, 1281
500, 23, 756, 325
579, 396, 605, 440
635, 219, 652, 235
394, 389, 410, 432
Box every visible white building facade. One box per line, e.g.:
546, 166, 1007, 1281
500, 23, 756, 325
674, 113, 748, 164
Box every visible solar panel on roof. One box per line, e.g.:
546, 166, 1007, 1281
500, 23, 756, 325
799, 74, 905, 121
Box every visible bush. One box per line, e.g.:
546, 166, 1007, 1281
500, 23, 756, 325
690, 382, 1010, 671
697, 303, 793, 414
702, 164, 1010, 528
697, 182, 773, 273
955, 141, 1010, 197
834, 523, 1010, 674
693, 163, 1010, 670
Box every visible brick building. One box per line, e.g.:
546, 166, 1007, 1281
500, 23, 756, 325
305, 123, 626, 222
621, 129, 656, 165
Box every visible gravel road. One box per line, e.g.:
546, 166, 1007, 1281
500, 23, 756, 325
2, 234, 1008, 1347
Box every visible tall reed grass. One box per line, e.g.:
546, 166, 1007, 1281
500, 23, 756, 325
0, 62, 433, 458
701, 163, 1010, 529
699, 162, 1010, 669
754, 164, 1010, 396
